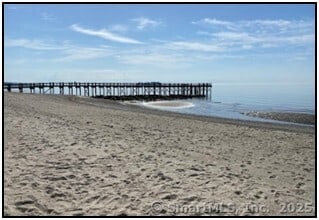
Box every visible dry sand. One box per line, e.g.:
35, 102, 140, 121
4, 92, 315, 216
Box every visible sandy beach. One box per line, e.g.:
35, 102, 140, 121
4, 92, 315, 216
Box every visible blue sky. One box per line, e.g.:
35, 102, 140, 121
4, 4, 315, 84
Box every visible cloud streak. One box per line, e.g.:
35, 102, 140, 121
193, 18, 313, 31
109, 24, 128, 33
132, 17, 162, 30
5, 38, 67, 50
5, 37, 113, 62
55, 47, 110, 62
70, 24, 142, 44
193, 18, 314, 53
167, 41, 224, 52
5, 16, 314, 67
192, 18, 236, 30
210, 31, 314, 47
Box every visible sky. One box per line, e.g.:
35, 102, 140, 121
4, 4, 315, 84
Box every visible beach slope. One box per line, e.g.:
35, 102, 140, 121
4, 92, 315, 216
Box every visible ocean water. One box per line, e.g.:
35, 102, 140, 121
144, 84, 315, 124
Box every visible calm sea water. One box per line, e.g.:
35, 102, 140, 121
149, 84, 315, 124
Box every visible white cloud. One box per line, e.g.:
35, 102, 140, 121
119, 54, 160, 65
132, 17, 162, 30
212, 32, 258, 43
119, 53, 182, 66
36, 69, 130, 82
70, 24, 142, 44
211, 31, 314, 46
202, 18, 232, 26
167, 41, 224, 52
283, 34, 314, 44
242, 44, 253, 49
5, 38, 67, 50
109, 24, 128, 33
192, 18, 236, 30
261, 43, 277, 48
5, 37, 114, 61
249, 19, 291, 27
114, 46, 192, 67
193, 18, 314, 52
193, 54, 245, 61
55, 47, 110, 62
193, 18, 313, 33
5, 16, 314, 69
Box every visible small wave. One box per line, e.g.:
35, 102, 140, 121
142, 101, 194, 109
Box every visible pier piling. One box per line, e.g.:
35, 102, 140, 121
4, 82, 212, 100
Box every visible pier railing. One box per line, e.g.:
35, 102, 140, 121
4, 82, 212, 100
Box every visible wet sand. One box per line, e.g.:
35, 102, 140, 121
4, 92, 315, 216
244, 111, 315, 125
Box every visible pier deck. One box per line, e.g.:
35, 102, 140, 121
4, 82, 212, 100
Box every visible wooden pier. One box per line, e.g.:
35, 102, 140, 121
4, 82, 212, 100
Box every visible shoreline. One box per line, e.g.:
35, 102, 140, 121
126, 99, 315, 129
87, 96, 315, 134
4, 92, 315, 132
8, 92, 315, 133
4, 92, 315, 216
243, 111, 315, 126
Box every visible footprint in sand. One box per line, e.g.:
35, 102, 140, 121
296, 182, 305, 189
161, 194, 178, 200
15, 196, 54, 215
182, 195, 201, 203
253, 191, 264, 200
156, 171, 173, 181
